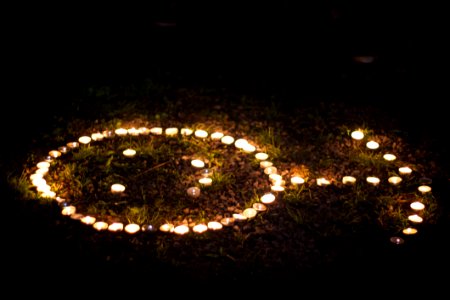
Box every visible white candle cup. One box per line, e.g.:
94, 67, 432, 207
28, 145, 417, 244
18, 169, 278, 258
191, 159, 205, 168
388, 176, 402, 185
402, 227, 418, 235
261, 193, 276, 204
193, 224, 208, 233
342, 176, 356, 185
366, 176, 380, 186
410, 201, 425, 211
199, 177, 213, 186
127, 128, 140, 136
37, 161, 50, 169
30, 174, 44, 182
35, 168, 49, 175
160, 223, 174, 232
123, 149, 136, 157
138, 127, 151, 135
81, 216, 96, 225
150, 127, 163, 135
174, 225, 190, 235
61, 205, 76, 216
260, 161, 273, 169
211, 132, 224, 140
317, 178, 331, 186
115, 128, 128, 136
93, 221, 109, 231
180, 128, 193, 136
418, 185, 432, 194
399, 167, 412, 175
108, 222, 124, 232
234, 138, 248, 149
264, 166, 277, 175
165, 127, 179, 136
366, 141, 379, 149
221, 135, 235, 145
271, 185, 285, 192
220, 217, 235, 226
91, 132, 104, 141
408, 214, 423, 223
125, 223, 141, 234
78, 136, 92, 144
269, 174, 282, 182
194, 129, 208, 138
243, 208, 257, 219
207, 221, 223, 230
48, 150, 62, 158
255, 152, 269, 160
351, 130, 364, 140
187, 186, 201, 198
383, 153, 396, 161
233, 213, 247, 221
291, 176, 305, 185
111, 184, 126, 193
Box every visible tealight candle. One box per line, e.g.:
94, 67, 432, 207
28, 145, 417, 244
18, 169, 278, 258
255, 152, 269, 160
193, 224, 208, 233
317, 178, 331, 186
125, 223, 141, 234
37, 161, 50, 169
271, 185, 285, 192
291, 176, 305, 185
150, 127, 163, 135
102, 130, 114, 138
207, 221, 223, 230
194, 129, 208, 138
138, 127, 150, 135
366, 176, 380, 186
30, 174, 44, 182
221, 135, 234, 145
418, 185, 431, 193
243, 144, 256, 153
366, 141, 379, 149
402, 227, 418, 235
91, 132, 104, 141
61, 205, 76, 216
111, 184, 126, 193
351, 130, 364, 140
165, 127, 178, 136
233, 213, 247, 221
390, 236, 404, 245
410, 201, 425, 211
93, 221, 109, 231
399, 167, 412, 175
58, 146, 68, 153
48, 150, 61, 158
37, 185, 51, 193
211, 132, 224, 140
186, 186, 201, 198
115, 128, 128, 136
408, 214, 423, 223
264, 166, 277, 175
234, 138, 248, 149
35, 168, 49, 175
260, 161, 273, 168
269, 174, 282, 182
388, 176, 402, 185
243, 208, 257, 219
41, 191, 56, 198
108, 222, 124, 232
383, 153, 396, 161
66, 142, 79, 149
123, 149, 136, 157
253, 203, 267, 211
191, 159, 205, 168
261, 193, 276, 204
342, 176, 356, 184
81, 216, 96, 225
160, 223, 174, 232
199, 177, 213, 186
220, 217, 235, 226
128, 128, 140, 136
174, 225, 189, 234
180, 128, 193, 136
78, 136, 91, 144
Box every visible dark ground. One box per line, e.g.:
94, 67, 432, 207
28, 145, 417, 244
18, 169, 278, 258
3, 2, 449, 292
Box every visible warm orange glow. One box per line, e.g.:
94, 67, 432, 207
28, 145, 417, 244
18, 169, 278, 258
48, 150, 62, 158
81, 216, 96, 225
366, 176, 380, 186
165, 127, 178, 136
383, 153, 396, 161
220, 217, 235, 226
108, 222, 124, 232
115, 128, 128, 136
193, 224, 208, 233
111, 183, 125, 193
261, 193, 276, 204
138, 127, 150, 135
180, 128, 193, 136
207, 221, 223, 230
317, 178, 331, 186
194, 129, 208, 138
410, 201, 425, 211
366, 141, 379, 149
210, 132, 224, 140
342, 176, 356, 184
408, 214, 423, 223
243, 208, 257, 218
160, 223, 174, 232
399, 167, 412, 175
93, 221, 108, 231
351, 130, 364, 140
91, 132, 104, 141
127, 128, 140, 136
191, 159, 205, 168
388, 176, 402, 185
78, 136, 91, 144
242, 143, 256, 153
253, 203, 267, 211
264, 166, 277, 175
402, 227, 418, 235
260, 161, 273, 168
66, 142, 79, 148
37, 161, 50, 169
125, 223, 141, 234
418, 185, 431, 193
234, 138, 248, 149
123, 149, 136, 157
61, 205, 76, 216
269, 174, 282, 182
271, 185, 285, 192
198, 177, 212, 186
221, 135, 234, 145
255, 152, 269, 160
150, 127, 163, 135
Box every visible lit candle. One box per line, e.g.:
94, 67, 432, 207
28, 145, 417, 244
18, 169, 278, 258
351, 130, 364, 140
193, 224, 208, 233
115, 128, 128, 136
30, 174, 44, 182
125, 223, 141, 234
44, 155, 53, 162
138, 127, 150, 135
66, 142, 79, 149
78, 136, 91, 144
220, 217, 235, 226
269, 174, 282, 182
342, 176, 356, 184
37, 161, 50, 169
255, 152, 269, 160
123, 148, 136, 157
150, 127, 163, 135
234, 138, 248, 149
199, 177, 212, 186
399, 167, 412, 175
383, 153, 396, 161
291, 176, 305, 185
402, 227, 418, 235
61, 205, 76, 216
186, 186, 201, 198
317, 178, 331, 186
93, 221, 109, 231
388, 176, 402, 185
128, 128, 140, 136
253, 203, 267, 211
243, 208, 257, 219
70, 213, 83, 220
102, 130, 114, 138
233, 213, 247, 221
111, 183, 126, 193
160, 223, 174, 232
211, 132, 224, 140
91, 132, 104, 141
35, 168, 49, 175
221, 136, 234, 145
366, 176, 380, 186
165, 127, 178, 136
194, 129, 208, 138
264, 166, 277, 175
261, 193, 276, 204
408, 214, 423, 223
58, 146, 68, 153
173, 225, 189, 234
390, 236, 404, 245
41, 191, 56, 198
81, 216, 96, 225
180, 128, 193, 136
410, 201, 425, 211
48, 150, 61, 158
242, 144, 256, 153
207, 221, 223, 230
108, 222, 124, 232
260, 161, 273, 168
37, 185, 51, 193
201, 168, 213, 177
418, 185, 431, 193
271, 185, 285, 192
366, 141, 379, 149
191, 159, 205, 168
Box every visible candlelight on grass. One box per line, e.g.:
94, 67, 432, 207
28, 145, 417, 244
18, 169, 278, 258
418, 185, 432, 193
128, 128, 140, 136
366, 176, 380, 186
138, 127, 150, 135
93, 221, 108, 231
37, 161, 50, 169
180, 128, 193, 136
271, 185, 285, 192
261, 193, 275, 204
49, 150, 61, 158
191, 159, 205, 168
102, 130, 114, 138
342, 176, 356, 185
187, 186, 201, 198
383, 153, 396, 161
108, 223, 124, 232
165, 127, 178, 136
291, 176, 305, 185
125, 223, 141, 234
78, 136, 91, 144
66, 142, 79, 149
160, 223, 174, 232
264, 166, 277, 175
199, 177, 212, 186
317, 178, 331, 186
207, 221, 223, 230
150, 127, 163, 135
220, 217, 235, 226
233, 213, 247, 221
194, 129, 208, 138
123, 149, 136, 157
234, 138, 248, 149
253, 203, 267, 211
390, 236, 404, 245
115, 128, 128, 136
58, 146, 68, 153
410, 201, 425, 211
260, 161, 273, 168
399, 167, 412, 175
408, 215, 423, 223
35, 168, 49, 175
243, 144, 256, 153
351, 130, 364, 140
269, 174, 282, 182
255, 152, 269, 160
201, 169, 213, 177
243, 208, 257, 218
193, 224, 208, 233
30, 174, 44, 182
221, 135, 234, 145
402, 227, 418, 235
111, 184, 126, 193
388, 176, 402, 185
61, 205, 76, 216
366, 141, 379, 149
210, 132, 224, 140
81, 216, 96, 225
91, 132, 104, 141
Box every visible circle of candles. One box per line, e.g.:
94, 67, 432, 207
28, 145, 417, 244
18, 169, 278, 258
199, 177, 212, 186
399, 167, 412, 175
66, 142, 79, 149
61, 205, 76, 216
138, 127, 150, 135
191, 159, 205, 168
390, 236, 404, 245
111, 184, 126, 193
211, 132, 224, 140
234, 138, 248, 149
150, 127, 163, 135
255, 152, 269, 160
125, 223, 141, 234
91, 132, 104, 141
193, 224, 208, 233
418, 185, 432, 193
291, 176, 305, 185
253, 203, 267, 211
194, 129, 208, 138
260, 161, 273, 168
186, 186, 201, 198
78, 136, 91, 144
37, 161, 50, 169
220, 217, 235, 226
366, 141, 379, 149
264, 166, 277, 175
108, 222, 124, 232
160, 223, 174, 232
115, 128, 128, 136
174, 225, 189, 235
388, 176, 402, 185
342, 176, 356, 185
317, 178, 331, 186
123, 148, 136, 157
165, 127, 178, 136
402, 227, 418, 235
261, 193, 275, 204
408, 214, 423, 223
351, 130, 364, 140
271, 185, 285, 192
180, 128, 193, 136
383, 153, 396, 161
81, 216, 96, 225
221, 135, 234, 145
58, 146, 68, 153
207, 221, 223, 230
243, 208, 257, 219
366, 176, 380, 186
48, 150, 61, 158
410, 201, 425, 211
93, 221, 109, 231
128, 128, 140, 136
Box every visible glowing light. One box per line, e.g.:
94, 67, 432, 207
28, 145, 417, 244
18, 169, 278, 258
366, 141, 379, 149
399, 167, 412, 175
108, 222, 124, 232
81, 216, 96, 225
410, 202, 425, 211
61, 205, 76, 216
264, 166, 277, 175
291, 176, 305, 185
111, 184, 125, 193
210, 132, 224, 140
271, 185, 285, 192
125, 223, 141, 234
150, 127, 163, 135
66, 142, 79, 149
351, 130, 364, 140
383, 154, 396, 161
234, 138, 248, 149
30, 173, 44, 181
58, 146, 68, 153
115, 128, 128, 136
191, 159, 205, 168
180, 128, 193, 136
366, 176, 380, 186
165, 127, 178, 136
186, 187, 201, 198
207, 221, 223, 230
408, 215, 423, 223
198, 177, 212, 186
260, 161, 273, 168
253, 203, 267, 211
194, 129, 208, 138
243, 208, 257, 219
35, 168, 49, 175
138, 127, 150, 135
317, 178, 331, 186
390, 236, 404, 245
242, 144, 256, 153
342, 176, 356, 184
48, 150, 61, 158
93, 221, 108, 231
127, 128, 140, 136
388, 176, 402, 185
418, 185, 431, 193
36, 161, 50, 169
78, 136, 91, 144
220, 217, 235, 226
255, 152, 269, 160
160, 223, 174, 232
193, 224, 208, 233
91, 132, 104, 141
233, 213, 247, 221
269, 174, 282, 182
221, 135, 234, 145
261, 193, 275, 204
402, 227, 418, 235
123, 148, 136, 157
